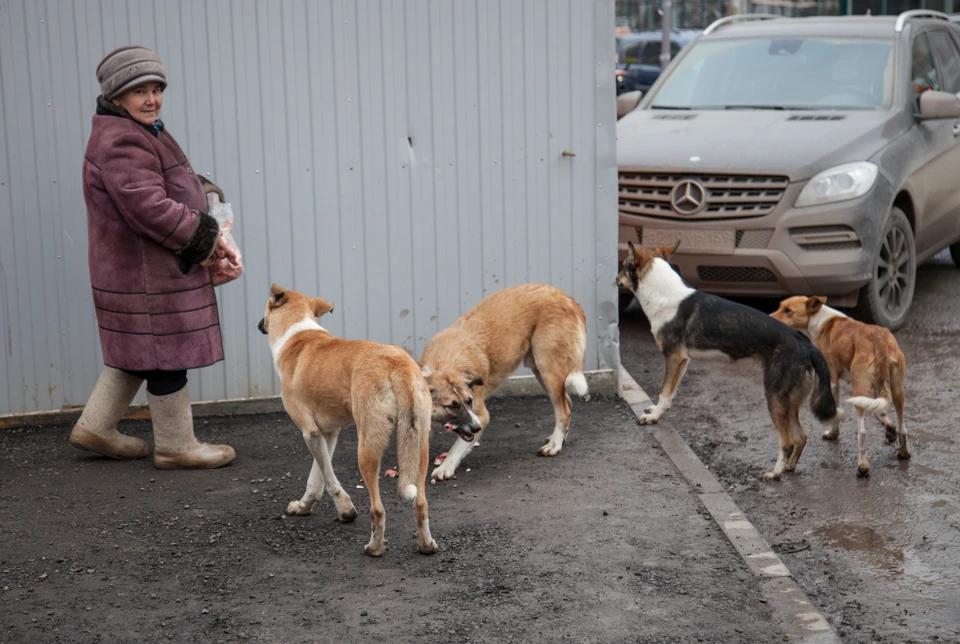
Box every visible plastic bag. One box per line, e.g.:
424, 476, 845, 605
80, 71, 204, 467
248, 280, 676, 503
206, 192, 244, 286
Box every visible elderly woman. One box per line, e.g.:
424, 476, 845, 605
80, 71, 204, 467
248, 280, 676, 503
69, 45, 235, 469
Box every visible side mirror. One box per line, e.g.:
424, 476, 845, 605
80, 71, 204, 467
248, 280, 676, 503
918, 90, 960, 120
617, 90, 643, 120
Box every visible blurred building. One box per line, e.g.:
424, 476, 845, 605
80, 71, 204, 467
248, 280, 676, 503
615, 0, 951, 32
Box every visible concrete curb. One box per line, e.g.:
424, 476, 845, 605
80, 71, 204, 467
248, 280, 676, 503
618, 366, 840, 644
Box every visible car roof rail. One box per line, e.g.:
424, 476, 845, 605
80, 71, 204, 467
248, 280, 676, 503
701, 14, 778, 36
894, 9, 950, 32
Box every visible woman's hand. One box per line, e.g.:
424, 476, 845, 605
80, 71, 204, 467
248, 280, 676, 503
201, 236, 238, 268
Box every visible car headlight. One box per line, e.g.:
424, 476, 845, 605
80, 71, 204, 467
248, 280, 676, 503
795, 162, 879, 208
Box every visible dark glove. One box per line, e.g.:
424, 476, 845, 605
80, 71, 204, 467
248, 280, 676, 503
198, 176, 226, 203
177, 210, 220, 274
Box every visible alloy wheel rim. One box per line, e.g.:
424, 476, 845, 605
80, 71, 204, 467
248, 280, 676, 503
876, 226, 911, 316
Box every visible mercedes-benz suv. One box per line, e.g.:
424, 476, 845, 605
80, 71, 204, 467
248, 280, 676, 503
617, 10, 960, 329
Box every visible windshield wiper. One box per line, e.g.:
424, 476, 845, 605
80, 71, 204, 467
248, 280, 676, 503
721, 105, 819, 111
650, 105, 692, 110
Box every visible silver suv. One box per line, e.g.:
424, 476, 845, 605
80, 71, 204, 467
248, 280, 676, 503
617, 10, 960, 329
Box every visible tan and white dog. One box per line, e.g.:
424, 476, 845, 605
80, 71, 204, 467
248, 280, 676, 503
258, 284, 437, 556
771, 295, 909, 477
419, 283, 588, 481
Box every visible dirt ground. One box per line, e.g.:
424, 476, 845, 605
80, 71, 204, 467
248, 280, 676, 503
620, 250, 960, 644
1, 394, 785, 644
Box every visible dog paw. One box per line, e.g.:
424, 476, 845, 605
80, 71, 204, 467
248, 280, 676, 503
822, 428, 840, 441
431, 463, 456, 481
897, 449, 911, 460
857, 466, 870, 478
885, 428, 898, 444
637, 413, 660, 425
286, 501, 312, 516
538, 442, 562, 457
760, 471, 781, 482
418, 538, 439, 555
338, 506, 358, 523
364, 540, 388, 557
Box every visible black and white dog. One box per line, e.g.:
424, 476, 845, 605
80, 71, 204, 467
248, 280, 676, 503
616, 241, 837, 481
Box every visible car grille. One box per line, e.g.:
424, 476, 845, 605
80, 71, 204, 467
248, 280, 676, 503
697, 266, 778, 283
618, 171, 789, 220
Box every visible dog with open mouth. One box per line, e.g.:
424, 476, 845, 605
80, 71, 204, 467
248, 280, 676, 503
616, 241, 838, 481
259, 284, 438, 556
419, 283, 589, 481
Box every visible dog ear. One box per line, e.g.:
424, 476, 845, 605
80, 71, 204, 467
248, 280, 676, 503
656, 240, 681, 260
806, 296, 826, 314
627, 240, 639, 257
310, 297, 334, 318
269, 284, 286, 307
463, 370, 484, 388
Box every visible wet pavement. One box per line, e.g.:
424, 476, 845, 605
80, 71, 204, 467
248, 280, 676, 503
1, 395, 786, 644
620, 249, 960, 644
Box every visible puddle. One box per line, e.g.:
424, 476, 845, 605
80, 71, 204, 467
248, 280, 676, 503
909, 429, 955, 444
813, 522, 904, 572
812, 522, 951, 590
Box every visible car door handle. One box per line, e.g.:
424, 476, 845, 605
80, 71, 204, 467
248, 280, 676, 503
954, 122, 960, 136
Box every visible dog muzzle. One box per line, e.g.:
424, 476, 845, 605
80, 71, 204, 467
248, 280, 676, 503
257, 318, 267, 334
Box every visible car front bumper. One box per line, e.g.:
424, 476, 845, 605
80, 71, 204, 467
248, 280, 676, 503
617, 180, 891, 303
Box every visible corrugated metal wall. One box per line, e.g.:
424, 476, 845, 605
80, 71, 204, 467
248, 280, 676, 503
0, 0, 619, 416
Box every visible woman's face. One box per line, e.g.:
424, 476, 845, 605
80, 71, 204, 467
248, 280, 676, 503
112, 82, 164, 126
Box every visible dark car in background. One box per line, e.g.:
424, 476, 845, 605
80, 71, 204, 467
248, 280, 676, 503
616, 29, 701, 95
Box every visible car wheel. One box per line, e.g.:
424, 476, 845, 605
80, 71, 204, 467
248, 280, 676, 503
853, 207, 916, 331
950, 240, 960, 267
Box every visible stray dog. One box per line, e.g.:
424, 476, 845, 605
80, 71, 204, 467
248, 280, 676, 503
419, 283, 588, 481
615, 241, 837, 481
771, 295, 909, 476
258, 284, 437, 556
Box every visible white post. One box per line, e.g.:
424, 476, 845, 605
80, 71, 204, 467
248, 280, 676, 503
660, 0, 673, 68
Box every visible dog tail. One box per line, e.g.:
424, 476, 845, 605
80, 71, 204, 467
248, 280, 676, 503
564, 317, 589, 398
564, 372, 589, 398
809, 349, 838, 423
845, 396, 890, 414
393, 371, 430, 503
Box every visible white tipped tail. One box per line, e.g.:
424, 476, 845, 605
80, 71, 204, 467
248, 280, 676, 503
400, 484, 418, 502
845, 396, 890, 414
565, 372, 588, 397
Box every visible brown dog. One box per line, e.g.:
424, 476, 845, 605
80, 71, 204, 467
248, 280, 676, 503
259, 284, 437, 556
771, 295, 909, 476
419, 283, 588, 481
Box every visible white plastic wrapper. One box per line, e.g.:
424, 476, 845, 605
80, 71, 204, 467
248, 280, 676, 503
206, 192, 244, 286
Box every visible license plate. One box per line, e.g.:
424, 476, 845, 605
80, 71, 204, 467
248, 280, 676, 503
642, 227, 735, 255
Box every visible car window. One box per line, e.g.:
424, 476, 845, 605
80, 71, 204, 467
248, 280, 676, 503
650, 37, 894, 110
623, 40, 647, 65
910, 32, 941, 95
928, 30, 960, 94
639, 41, 663, 66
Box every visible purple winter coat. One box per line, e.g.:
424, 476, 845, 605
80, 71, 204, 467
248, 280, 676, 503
82, 98, 224, 372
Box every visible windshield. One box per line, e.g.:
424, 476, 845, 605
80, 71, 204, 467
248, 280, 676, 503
651, 37, 895, 110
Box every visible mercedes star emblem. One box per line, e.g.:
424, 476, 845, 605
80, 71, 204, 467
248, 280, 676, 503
670, 179, 706, 215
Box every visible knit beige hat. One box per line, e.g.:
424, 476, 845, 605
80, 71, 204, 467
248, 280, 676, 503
96, 45, 167, 100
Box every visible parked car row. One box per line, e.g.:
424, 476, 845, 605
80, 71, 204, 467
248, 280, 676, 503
616, 10, 960, 329
616, 29, 701, 95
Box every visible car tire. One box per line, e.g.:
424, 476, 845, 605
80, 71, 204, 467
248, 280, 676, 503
950, 240, 960, 267
853, 207, 916, 331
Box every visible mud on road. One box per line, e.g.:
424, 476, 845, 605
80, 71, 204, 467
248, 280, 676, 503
620, 250, 960, 644
2, 395, 784, 644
